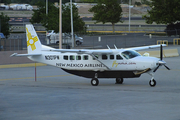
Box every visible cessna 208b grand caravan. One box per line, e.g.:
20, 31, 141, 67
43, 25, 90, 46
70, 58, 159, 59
11, 24, 170, 87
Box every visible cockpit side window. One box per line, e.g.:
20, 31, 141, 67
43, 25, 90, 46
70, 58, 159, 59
121, 50, 141, 59
116, 54, 123, 60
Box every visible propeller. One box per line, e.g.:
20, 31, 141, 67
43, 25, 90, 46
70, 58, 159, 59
153, 45, 170, 72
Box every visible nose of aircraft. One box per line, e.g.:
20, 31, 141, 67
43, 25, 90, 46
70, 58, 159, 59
152, 45, 170, 72
153, 59, 170, 72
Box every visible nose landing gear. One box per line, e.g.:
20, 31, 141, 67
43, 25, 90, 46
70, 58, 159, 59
149, 79, 156, 87
148, 73, 156, 87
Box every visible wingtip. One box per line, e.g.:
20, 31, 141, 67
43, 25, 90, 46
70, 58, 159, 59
10, 53, 17, 57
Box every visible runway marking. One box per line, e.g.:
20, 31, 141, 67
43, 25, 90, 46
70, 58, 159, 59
0, 74, 73, 81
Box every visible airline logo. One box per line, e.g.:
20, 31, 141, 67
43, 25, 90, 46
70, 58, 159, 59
112, 60, 136, 67
112, 61, 118, 67
26, 28, 38, 51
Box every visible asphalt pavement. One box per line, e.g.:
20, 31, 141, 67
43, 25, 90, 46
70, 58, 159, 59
0, 52, 180, 120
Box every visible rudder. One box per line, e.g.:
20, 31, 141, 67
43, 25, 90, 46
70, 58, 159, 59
26, 24, 42, 54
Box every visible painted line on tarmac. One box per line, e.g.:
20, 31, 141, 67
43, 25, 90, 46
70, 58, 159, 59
0, 63, 47, 69
0, 74, 73, 81
87, 30, 165, 34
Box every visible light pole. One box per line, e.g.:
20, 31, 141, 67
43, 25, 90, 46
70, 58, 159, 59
129, 0, 131, 32
46, 0, 48, 15
59, 0, 62, 49
70, 0, 74, 48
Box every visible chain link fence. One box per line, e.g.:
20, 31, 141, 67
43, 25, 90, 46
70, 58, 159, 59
1, 25, 180, 51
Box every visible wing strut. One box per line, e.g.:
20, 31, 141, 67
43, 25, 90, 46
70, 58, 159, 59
114, 45, 117, 49
90, 53, 110, 70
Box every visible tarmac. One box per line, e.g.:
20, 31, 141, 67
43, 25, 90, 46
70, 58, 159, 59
0, 45, 180, 120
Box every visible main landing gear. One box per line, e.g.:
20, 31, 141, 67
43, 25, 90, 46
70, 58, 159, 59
91, 78, 99, 86
90, 73, 124, 86
90, 78, 124, 86
116, 78, 124, 84
91, 73, 99, 86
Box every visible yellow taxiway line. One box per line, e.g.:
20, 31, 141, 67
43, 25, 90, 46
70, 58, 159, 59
0, 74, 73, 81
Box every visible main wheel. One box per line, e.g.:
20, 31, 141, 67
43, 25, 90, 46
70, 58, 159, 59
91, 78, 99, 86
116, 78, 124, 84
149, 79, 156, 87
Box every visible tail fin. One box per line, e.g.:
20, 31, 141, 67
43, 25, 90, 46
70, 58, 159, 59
26, 24, 42, 54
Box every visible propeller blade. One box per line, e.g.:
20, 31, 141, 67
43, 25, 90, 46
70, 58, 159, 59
164, 65, 170, 70
153, 65, 160, 72
160, 45, 163, 60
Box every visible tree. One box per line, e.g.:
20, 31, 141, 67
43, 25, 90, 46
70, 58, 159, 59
30, 2, 85, 33
30, 1, 46, 25
62, 4, 86, 33
0, 12, 10, 38
143, 0, 180, 36
62, 0, 75, 4
89, 0, 123, 33
143, 0, 180, 24
79, 0, 98, 3
3, 0, 11, 5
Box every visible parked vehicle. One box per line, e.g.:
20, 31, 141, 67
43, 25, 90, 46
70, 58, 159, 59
49, 33, 83, 45
47, 30, 55, 37
75, 34, 83, 45
10, 4, 33, 10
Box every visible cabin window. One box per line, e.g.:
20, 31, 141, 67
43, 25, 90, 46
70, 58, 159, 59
70, 55, 75, 60
83, 55, 88, 60
116, 54, 123, 60
93, 55, 98, 60
110, 55, 114, 60
102, 54, 108, 60
64, 55, 68, 60
76, 55, 81, 60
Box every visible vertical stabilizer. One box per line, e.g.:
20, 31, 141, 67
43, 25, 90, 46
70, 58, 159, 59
26, 24, 42, 54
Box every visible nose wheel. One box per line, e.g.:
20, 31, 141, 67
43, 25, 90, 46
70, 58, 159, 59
149, 79, 156, 87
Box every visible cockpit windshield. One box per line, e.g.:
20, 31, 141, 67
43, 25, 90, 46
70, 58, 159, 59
121, 50, 141, 59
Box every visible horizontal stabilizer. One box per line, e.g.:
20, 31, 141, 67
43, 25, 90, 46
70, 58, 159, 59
10, 53, 42, 57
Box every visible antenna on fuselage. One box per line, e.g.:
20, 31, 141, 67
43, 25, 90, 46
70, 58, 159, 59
114, 45, 117, 49
107, 45, 110, 49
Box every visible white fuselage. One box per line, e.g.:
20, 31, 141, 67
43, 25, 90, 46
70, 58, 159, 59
28, 50, 159, 72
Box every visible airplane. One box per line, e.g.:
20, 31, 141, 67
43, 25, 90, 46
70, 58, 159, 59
11, 24, 170, 87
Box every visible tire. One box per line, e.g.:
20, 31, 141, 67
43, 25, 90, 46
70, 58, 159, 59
76, 41, 80, 45
149, 79, 156, 87
91, 78, 99, 86
116, 78, 124, 84
56, 41, 59, 44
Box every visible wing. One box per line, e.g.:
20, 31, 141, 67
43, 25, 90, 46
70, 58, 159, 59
126, 44, 166, 51
50, 49, 117, 54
